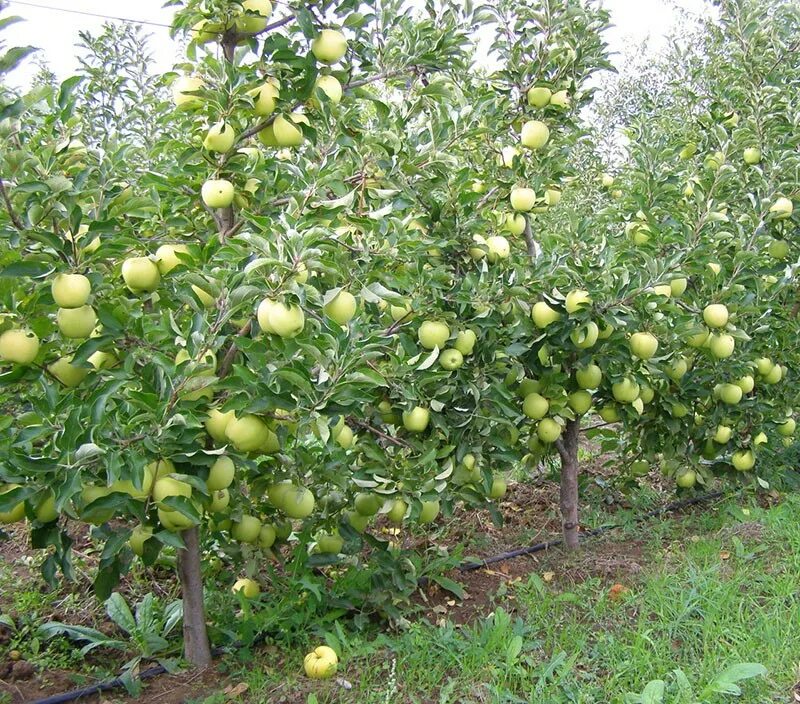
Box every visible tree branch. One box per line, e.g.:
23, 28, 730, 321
522, 214, 536, 258
0, 177, 23, 230
350, 418, 410, 448
218, 320, 252, 378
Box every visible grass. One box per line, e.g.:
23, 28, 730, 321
215, 493, 800, 703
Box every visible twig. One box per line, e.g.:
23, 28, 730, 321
522, 214, 536, 258
349, 418, 410, 448
217, 321, 252, 379
0, 176, 23, 230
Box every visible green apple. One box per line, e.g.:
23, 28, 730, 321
236, 0, 272, 32
612, 378, 640, 403
715, 383, 741, 405
272, 115, 304, 147
510, 186, 536, 211
768, 196, 793, 219
122, 256, 160, 293
600, 173, 614, 187
402, 406, 430, 432
453, 329, 477, 356
777, 418, 796, 437
565, 289, 591, 314
576, 363, 602, 389
567, 390, 593, 415
354, 492, 382, 516
311, 29, 348, 63
489, 478, 507, 499
387, 498, 408, 524
314, 75, 343, 104
471, 179, 486, 193
155, 244, 190, 274
208, 489, 229, 513
537, 418, 561, 443
268, 302, 305, 337
258, 524, 276, 549
703, 303, 728, 328
34, 494, 58, 523
670, 277, 688, 296
504, 213, 526, 235
232, 515, 262, 544
665, 357, 688, 381
418, 500, 440, 524
57, 305, 96, 339
707, 262, 721, 276
231, 578, 260, 598
282, 486, 315, 518
0, 329, 39, 365
88, 350, 118, 370
753, 431, 768, 446
708, 333, 735, 359
523, 393, 549, 419
755, 357, 774, 376
206, 456, 235, 491
251, 81, 279, 116
630, 460, 649, 477
486, 235, 510, 262
531, 301, 561, 328
323, 290, 357, 324
734, 375, 754, 394
128, 525, 153, 556
153, 477, 191, 510
468, 241, 485, 261
679, 142, 697, 160
500, 146, 520, 168
704, 151, 724, 170
418, 320, 450, 349
768, 239, 789, 260
172, 76, 205, 109
51, 273, 90, 308
527, 86, 551, 107
713, 424, 732, 444
731, 449, 755, 471
304, 646, 338, 679
675, 470, 696, 488
346, 510, 370, 533
201, 179, 234, 208
203, 121, 236, 153
316, 531, 344, 553
48, 356, 89, 387
743, 147, 761, 165
686, 328, 709, 348
544, 188, 561, 206
439, 348, 464, 370
763, 364, 783, 384
225, 414, 271, 452
550, 89, 569, 107
0, 484, 25, 524
639, 385, 655, 403
569, 321, 599, 349
334, 424, 355, 449
598, 405, 620, 423
520, 120, 549, 149
205, 408, 235, 443
629, 331, 658, 360
670, 403, 689, 418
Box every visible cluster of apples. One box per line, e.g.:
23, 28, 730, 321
172, 23, 349, 211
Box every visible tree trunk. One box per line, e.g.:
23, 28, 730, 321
556, 419, 581, 550
177, 526, 212, 667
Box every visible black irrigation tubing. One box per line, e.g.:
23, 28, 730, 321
31, 490, 730, 704
457, 489, 728, 572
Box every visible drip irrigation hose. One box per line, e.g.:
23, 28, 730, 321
29, 490, 729, 704
458, 490, 727, 571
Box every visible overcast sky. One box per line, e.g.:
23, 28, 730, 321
5, 0, 710, 87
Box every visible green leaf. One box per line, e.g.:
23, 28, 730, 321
106, 592, 137, 634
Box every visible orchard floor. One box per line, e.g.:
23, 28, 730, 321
2, 484, 800, 704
